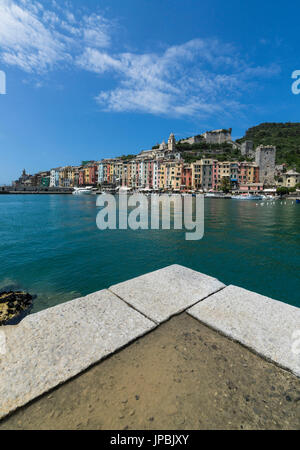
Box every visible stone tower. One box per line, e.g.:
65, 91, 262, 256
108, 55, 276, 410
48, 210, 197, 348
241, 140, 254, 158
255, 145, 276, 185
168, 133, 176, 151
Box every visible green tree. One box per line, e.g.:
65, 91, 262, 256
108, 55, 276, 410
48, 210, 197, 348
219, 177, 231, 193
276, 186, 289, 197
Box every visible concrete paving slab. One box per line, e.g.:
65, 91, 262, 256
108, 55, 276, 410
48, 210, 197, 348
188, 285, 300, 377
110, 264, 225, 323
0, 290, 156, 420
2, 314, 300, 430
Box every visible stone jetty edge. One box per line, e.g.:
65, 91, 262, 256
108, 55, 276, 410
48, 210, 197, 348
0, 264, 299, 421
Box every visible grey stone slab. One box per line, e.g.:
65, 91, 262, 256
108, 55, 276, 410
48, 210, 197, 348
188, 285, 300, 377
110, 265, 225, 323
0, 290, 156, 420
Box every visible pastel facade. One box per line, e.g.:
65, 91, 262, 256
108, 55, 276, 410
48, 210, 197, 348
181, 165, 193, 191
239, 183, 264, 193
279, 170, 300, 188
50, 168, 60, 187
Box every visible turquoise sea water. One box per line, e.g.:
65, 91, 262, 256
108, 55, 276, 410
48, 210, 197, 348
0, 194, 299, 312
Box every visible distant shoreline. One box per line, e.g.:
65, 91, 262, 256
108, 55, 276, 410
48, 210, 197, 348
0, 187, 73, 195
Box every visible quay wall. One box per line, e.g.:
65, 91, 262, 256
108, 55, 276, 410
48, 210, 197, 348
0, 186, 73, 194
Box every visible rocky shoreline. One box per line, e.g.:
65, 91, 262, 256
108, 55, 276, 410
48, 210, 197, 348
0, 291, 33, 325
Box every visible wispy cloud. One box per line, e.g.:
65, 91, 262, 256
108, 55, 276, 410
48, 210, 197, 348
0, 0, 281, 118
78, 39, 280, 118
0, 0, 112, 72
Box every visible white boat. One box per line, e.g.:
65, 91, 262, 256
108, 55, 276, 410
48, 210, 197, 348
72, 187, 93, 195
231, 194, 263, 200
205, 192, 218, 197
261, 195, 277, 200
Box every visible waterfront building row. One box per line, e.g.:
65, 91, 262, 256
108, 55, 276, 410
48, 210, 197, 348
97, 158, 261, 192
15, 157, 299, 192
12, 131, 299, 191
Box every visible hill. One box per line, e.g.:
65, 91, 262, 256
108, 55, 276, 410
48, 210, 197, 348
176, 141, 246, 164
236, 122, 300, 171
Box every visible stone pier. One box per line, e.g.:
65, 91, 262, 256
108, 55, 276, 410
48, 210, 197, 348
0, 265, 299, 428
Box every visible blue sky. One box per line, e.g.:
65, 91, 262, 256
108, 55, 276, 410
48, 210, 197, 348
0, 0, 299, 184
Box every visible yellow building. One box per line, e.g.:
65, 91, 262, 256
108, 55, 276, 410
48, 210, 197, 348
165, 161, 183, 190
218, 161, 231, 180
158, 162, 167, 189
191, 161, 202, 190
280, 170, 300, 188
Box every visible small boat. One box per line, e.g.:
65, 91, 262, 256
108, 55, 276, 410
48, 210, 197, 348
72, 187, 93, 195
231, 194, 263, 201
204, 192, 218, 198
296, 199, 300, 204
204, 192, 230, 199
261, 195, 277, 200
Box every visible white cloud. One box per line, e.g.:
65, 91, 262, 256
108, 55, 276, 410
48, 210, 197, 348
0, 1, 281, 119
82, 14, 111, 49
0, 0, 112, 72
81, 39, 280, 118
0, 0, 67, 71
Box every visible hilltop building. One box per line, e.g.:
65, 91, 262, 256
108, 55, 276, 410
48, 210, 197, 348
168, 133, 176, 151
181, 128, 232, 145
202, 128, 232, 145
137, 133, 180, 161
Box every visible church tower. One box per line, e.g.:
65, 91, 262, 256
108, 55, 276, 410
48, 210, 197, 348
168, 133, 176, 151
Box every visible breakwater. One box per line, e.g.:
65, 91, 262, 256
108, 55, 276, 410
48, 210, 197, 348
0, 186, 73, 194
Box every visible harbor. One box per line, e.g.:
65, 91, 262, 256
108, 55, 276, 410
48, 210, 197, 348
0, 194, 299, 312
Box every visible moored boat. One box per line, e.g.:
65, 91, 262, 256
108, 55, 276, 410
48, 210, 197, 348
231, 194, 263, 200
72, 187, 93, 195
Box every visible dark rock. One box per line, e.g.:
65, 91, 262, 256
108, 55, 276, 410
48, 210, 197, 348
0, 291, 33, 326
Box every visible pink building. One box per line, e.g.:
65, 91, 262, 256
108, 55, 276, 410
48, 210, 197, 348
181, 166, 193, 190
239, 183, 263, 193
89, 164, 98, 185
78, 170, 85, 186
